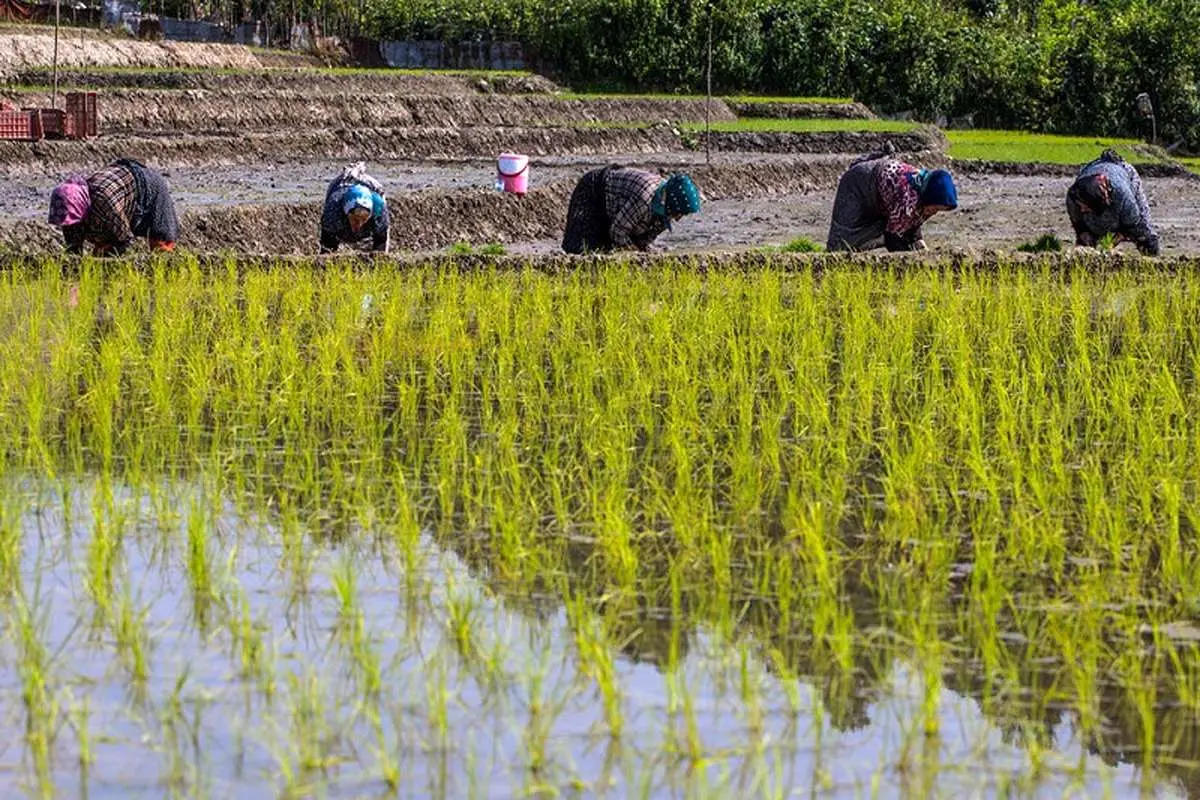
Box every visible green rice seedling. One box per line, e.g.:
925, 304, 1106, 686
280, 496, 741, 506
66, 694, 93, 796
113, 584, 151, 685
185, 499, 216, 630
11, 585, 59, 799
331, 554, 382, 698
9, 253, 1200, 795
777, 236, 824, 253
1016, 233, 1063, 253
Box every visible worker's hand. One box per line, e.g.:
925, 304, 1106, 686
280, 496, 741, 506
913, 239, 928, 251
1076, 232, 1097, 248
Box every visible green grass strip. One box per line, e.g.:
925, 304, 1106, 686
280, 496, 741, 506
945, 129, 1156, 165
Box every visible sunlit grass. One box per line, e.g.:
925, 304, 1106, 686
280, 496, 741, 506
946, 129, 1156, 164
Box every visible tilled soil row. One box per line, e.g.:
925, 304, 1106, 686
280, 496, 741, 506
7, 68, 560, 96
703, 128, 947, 155
0, 157, 855, 255
953, 158, 1200, 180
727, 101, 876, 120
0, 126, 683, 171
0, 126, 942, 172
1, 89, 738, 134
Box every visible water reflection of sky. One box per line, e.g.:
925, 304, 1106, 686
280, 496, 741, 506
0, 477, 1184, 799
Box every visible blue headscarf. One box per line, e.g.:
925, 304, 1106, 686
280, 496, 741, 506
651, 174, 702, 228
342, 184, 376, 216
918, 169, 958, 209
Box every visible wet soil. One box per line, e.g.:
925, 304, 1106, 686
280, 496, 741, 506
0, 126, 947, 172
507, 173, 1200, 258
3, 168, 1197, 257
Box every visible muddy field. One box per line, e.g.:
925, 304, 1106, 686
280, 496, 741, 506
0, 29, 1196, 259
3, 161, 1197, 256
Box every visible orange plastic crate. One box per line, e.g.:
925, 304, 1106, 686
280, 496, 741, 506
0, 109, 38, 140
35, 108, 66, 139
65, 92, 97, 139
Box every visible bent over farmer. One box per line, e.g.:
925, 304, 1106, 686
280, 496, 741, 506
1067, 149, 1159, 256
561, 166, 701, 254
826, 148, 957, 252
320, 162, 390, 254
48, 158, 179, 255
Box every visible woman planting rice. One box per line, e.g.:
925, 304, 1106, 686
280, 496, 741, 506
826, 148, 958, 252
320, 162, 390, 254
48, 158, 179, 255
561, 166, 702, 254
1067, 150, 1160, 256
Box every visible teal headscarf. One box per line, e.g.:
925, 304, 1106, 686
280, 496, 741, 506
651, 174, 702, 228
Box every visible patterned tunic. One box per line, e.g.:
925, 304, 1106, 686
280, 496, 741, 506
63, 165, 135, 253
604, 167, 667, 248
876, 160, 924, 236
63, 160, 180, 255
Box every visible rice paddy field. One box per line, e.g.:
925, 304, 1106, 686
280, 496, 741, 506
3, 252, 1200, 798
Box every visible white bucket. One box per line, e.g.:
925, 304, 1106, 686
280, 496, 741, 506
497, 152, 530, 194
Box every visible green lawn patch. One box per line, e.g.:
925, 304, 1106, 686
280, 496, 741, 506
1181, 157, 1200, 176
946, 129, 1155, 165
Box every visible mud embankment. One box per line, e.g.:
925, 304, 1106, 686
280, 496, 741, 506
0, 126, 689, 170
3, 248, 1198, 275
0, 126, 941, 171
7, 68, 559, 96
0, 89, 737, 134
728, 101, 875, 120
0, 158, 854, 255
703, 127, 946, 155
0, 30, 282, 74
952, 158, 1199, 180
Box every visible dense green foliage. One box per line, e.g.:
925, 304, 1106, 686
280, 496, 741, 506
365, 0, 1200, 148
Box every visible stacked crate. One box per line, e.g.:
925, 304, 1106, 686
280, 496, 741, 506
65, 92, 98, 139
0, 102, 43, 140
0, 92, 98, 141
